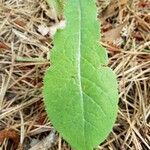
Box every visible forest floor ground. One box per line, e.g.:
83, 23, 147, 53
0, 0, 150, 150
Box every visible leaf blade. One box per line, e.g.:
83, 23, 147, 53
44, 0, 118, 150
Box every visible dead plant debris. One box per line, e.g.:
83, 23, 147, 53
0, 0, 150, 150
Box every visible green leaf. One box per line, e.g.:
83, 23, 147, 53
46, 0, 64, 17
43, 0, 118, 150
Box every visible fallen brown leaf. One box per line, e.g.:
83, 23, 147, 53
0, 129, 19, 149
100, 0, 118, 22
102, 22, 127, 43
100, 0, 129, 22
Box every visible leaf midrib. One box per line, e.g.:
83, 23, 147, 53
77, 0, 86, 145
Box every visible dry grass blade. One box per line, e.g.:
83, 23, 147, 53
0, 0, 150, 150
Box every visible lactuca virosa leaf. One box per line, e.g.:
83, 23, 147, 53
43, 0, 118, 150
